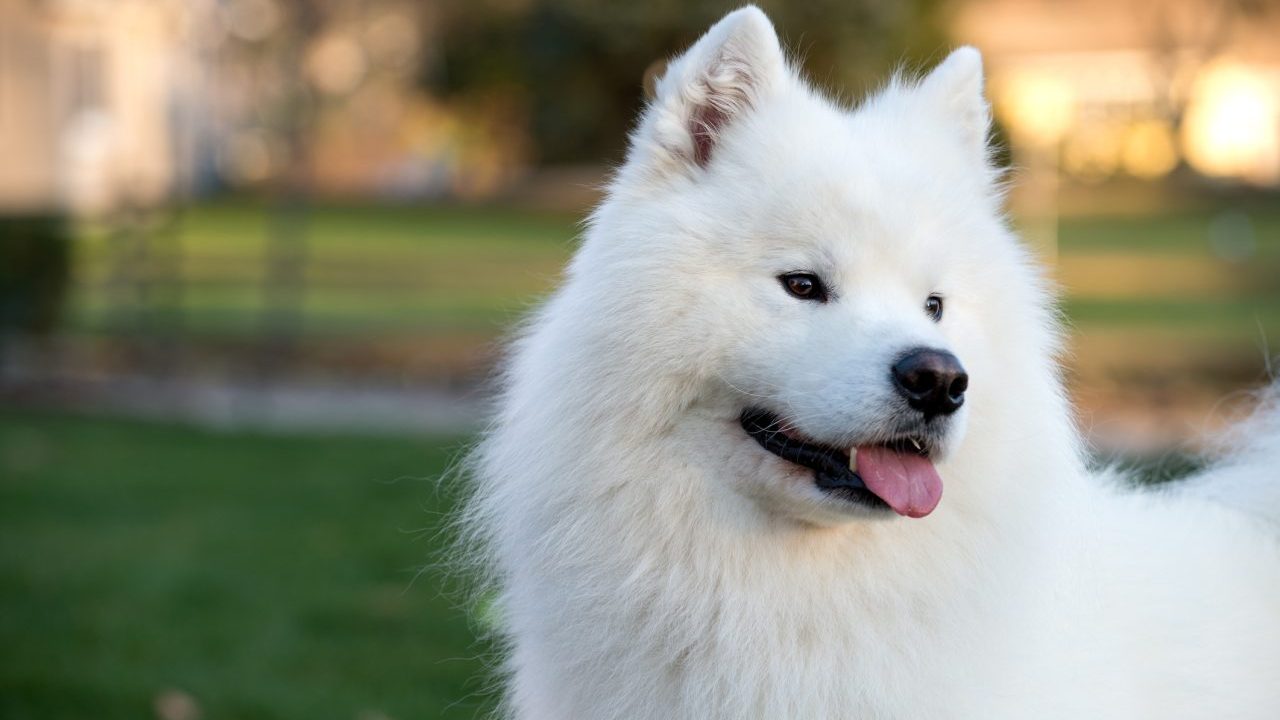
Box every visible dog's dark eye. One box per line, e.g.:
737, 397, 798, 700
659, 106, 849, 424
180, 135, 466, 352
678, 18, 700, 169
925, 294, 944, 322
779, 273, 827, 302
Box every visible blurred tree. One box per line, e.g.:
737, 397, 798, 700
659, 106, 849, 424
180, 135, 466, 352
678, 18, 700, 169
430, 0, 949, 164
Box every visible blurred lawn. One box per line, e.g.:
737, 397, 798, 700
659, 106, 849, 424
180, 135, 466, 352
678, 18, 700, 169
69, 203, 578, 338
0, 411, 492, 720
67, 201, 1280, 343
0, 410, 1201, 720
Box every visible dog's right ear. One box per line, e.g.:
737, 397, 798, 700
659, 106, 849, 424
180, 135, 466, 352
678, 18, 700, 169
640, 6, 787, 173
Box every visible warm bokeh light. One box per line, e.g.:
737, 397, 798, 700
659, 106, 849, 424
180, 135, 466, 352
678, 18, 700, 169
1181, 62, 1280, 184
1121, 119, 1178, 180
996, 71, 1076, 147
1061, 120, 1123, 181
306, 32, 368, 96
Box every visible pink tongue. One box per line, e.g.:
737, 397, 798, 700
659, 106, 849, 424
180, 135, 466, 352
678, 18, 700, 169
855, 446, 944, 518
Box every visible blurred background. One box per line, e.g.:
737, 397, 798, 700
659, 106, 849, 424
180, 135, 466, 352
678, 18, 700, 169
2, 0, 1278, 717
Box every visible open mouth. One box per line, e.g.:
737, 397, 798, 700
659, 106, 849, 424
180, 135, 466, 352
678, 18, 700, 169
739, 408, 943, 518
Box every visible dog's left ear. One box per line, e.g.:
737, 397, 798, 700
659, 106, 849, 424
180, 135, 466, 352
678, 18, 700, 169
641, 6, 787, 172
916, 47, 991, 163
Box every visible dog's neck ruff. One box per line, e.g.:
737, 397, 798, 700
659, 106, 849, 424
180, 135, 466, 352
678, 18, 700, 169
475, 370, 1068, 718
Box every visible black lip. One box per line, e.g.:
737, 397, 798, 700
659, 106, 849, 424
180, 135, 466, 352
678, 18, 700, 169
739, 408, 890, 511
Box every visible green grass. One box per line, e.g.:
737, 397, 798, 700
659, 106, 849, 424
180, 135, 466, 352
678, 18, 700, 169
1064, 296, 1280, 328
0, 411, 493, 720
68, 202, 579, 339
1057, 205, 1280, 256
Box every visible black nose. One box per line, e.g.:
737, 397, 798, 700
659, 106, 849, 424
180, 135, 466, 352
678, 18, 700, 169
891, 348, 968, 417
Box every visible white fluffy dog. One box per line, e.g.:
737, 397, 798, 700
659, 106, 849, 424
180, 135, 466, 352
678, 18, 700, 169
463, 7, 1280, 718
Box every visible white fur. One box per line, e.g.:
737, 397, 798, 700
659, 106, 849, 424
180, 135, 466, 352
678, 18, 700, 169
463, 7, 1280, 718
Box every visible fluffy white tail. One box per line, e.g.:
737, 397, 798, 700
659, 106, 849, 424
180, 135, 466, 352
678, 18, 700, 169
1182, 380, 1280, 530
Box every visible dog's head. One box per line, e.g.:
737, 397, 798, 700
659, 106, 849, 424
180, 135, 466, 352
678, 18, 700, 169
576, 7, 1059, 526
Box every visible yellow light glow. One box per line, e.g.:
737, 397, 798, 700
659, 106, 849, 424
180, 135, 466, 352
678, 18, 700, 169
1121, 120, 1178, 179
996, 71, 1076, 147
1181, 63, 1280, 184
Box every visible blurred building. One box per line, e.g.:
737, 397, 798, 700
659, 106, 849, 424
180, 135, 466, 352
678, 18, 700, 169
0, 0, 527, 213
0, 0, 212, 215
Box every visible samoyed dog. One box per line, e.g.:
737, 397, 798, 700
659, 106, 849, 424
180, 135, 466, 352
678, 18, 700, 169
463, 7, 1280, 718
